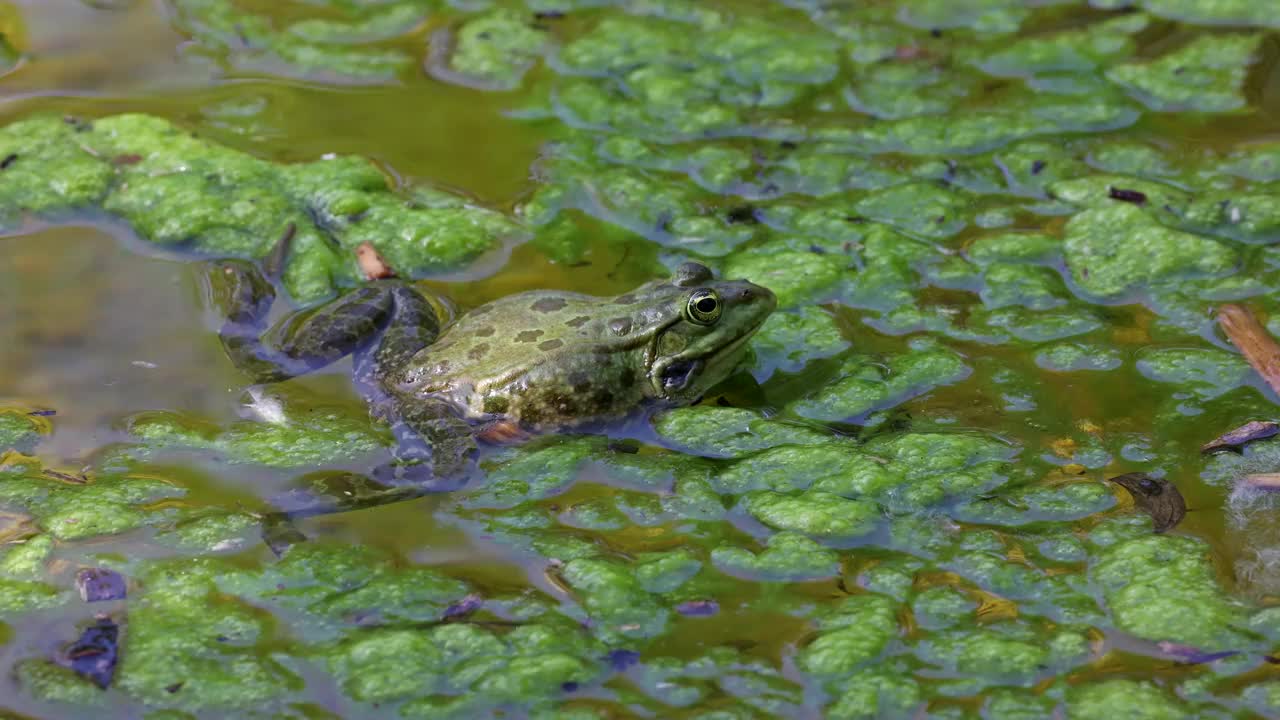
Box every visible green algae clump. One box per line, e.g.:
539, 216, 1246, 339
0, 114, 520, 303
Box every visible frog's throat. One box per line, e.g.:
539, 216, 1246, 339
647, 316, 767, 398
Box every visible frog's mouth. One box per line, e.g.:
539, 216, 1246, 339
653, 322, 763, 397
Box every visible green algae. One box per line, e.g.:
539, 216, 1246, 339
1062, 204, 1239, 298
798, 594, 898, 676
973, 13, 1148, 78
1115, 0, 1280, 28
169, 0, 424, 82
721, 245, 848, 308
0, 535, 51, 579
152, 509, 257, 553
825, 666, 923, 720
1036, 342, 1124, 372
324, 620, 602, 714
743, 490, 878, 540
0, 114, 520, 303
920, 624, 1090, 693
650, 407, 830, 459
967, 232, 1061, 266
955, 480, 1115, 525
0, 410, 43, 454
1136, 348, 1253, 400
912, 586, 976, 630
1067, 679, 1191, 720
125, 398, 387, 468
1093, 534, 1249, 650
0, 578, 63, 615
438, 10, 549, 90
749, 307, 848, 378
1106, 34, 1263, 113
553, 15, 838, 140
788, 344, 971, 422
560, 557, 668, 642
0, 469, 184, 540
15, 661, 105, 706
711, 531, 840, 582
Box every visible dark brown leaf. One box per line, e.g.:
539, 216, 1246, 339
1201, 420, 1280, 454
1108, 186, 1147, 204
59, 618, 119, 689
1107, 472, 1186, 533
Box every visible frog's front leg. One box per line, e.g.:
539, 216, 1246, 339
259, 400, 476, 555
351, 285, 445, 395
261, 398, 476, 520
260, 469, 454, 555
204, 259, 396, 383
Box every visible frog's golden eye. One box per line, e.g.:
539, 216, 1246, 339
686, 289, 722, 325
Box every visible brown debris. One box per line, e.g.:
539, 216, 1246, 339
1107, 472, 1186, 533
1107, 186, 1147, 205
1201, 420, 1280, 454
1155, 640, 1239, 665
76, 568, 127, 602
41, 468, 87, 484
1217, 304, 1280, 397
356, 241, 397, 280
1241, 473, 1280, 491
477, 419, 532, 444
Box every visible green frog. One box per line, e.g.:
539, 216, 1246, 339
204, 256, 776, 537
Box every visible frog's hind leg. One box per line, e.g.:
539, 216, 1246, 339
351, 285, 444, 395
347, 286, 476, 480
204, 259, 395, 383
259, 439, 468, 555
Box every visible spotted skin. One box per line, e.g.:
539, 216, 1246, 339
392, 262, 777, 431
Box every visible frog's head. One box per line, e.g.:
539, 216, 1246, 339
644, 262, 776, 405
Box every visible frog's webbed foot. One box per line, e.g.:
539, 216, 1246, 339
261, 512, 309, 557
257, 402, 477, 553
203, 259, 398, 384
259, 470, 454, 555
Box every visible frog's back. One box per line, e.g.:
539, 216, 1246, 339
428, 291, 606, 376
400, 288, 659, 416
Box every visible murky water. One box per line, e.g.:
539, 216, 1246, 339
4, 1, 1280, 717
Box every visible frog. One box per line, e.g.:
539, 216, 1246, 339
203, 254, 776, 541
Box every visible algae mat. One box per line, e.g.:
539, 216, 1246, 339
3, 0, 1280, 717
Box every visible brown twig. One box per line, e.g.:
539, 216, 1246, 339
1218, 304, 1280, 397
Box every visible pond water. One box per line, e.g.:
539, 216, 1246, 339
2, 1, 1280, 718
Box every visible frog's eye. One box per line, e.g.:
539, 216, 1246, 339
686, 289, 722, 325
